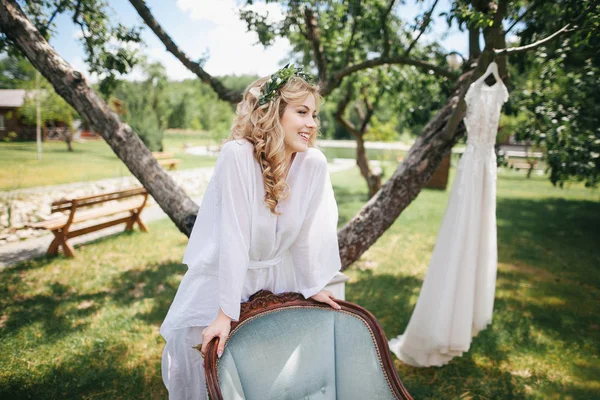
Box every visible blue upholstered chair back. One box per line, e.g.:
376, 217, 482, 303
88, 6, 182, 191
217, 307, 400, 400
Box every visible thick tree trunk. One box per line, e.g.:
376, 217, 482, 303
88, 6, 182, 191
468, 28, 480, 62
482, 0, 509, 77
0, 0, 199, 236
467, 0, 486, 62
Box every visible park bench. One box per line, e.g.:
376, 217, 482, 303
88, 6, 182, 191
508, 158, 538, 171
152, 151, 181, 170
27, 187, 149, 258
507, 158, 539, 178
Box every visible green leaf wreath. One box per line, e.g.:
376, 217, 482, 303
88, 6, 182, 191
258, 63, 314, 106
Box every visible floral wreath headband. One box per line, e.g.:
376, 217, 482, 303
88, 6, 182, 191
249, 63, 315, 107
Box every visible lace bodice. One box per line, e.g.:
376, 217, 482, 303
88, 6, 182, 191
464, 78, 509, 151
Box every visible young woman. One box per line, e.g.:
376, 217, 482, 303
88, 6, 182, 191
160, 65, 342, 399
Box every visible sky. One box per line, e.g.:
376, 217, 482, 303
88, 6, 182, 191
48, 0, 472, 82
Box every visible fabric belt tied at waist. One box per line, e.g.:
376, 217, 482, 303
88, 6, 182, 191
248, 255, 284, 270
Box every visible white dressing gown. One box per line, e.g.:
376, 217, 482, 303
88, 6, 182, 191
160, 138, 342, 399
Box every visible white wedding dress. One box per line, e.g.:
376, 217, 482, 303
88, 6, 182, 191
389, 62, 509, 367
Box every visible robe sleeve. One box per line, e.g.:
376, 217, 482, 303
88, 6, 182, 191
215, 142, 252, 321
289, 157, 342, 299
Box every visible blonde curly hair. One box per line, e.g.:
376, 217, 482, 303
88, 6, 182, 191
226, 75, 322, 215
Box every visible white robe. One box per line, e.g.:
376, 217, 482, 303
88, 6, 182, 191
161, 138, 342, 399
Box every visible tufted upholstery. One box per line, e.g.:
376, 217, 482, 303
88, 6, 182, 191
205, 291, 413, 400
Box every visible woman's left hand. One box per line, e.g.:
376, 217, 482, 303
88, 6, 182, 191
310, 290, 341, 310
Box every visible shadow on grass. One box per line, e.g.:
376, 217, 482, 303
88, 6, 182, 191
0, 338, 166, 399
0, 280, 99, 339
0, 230, 181, 341
345, 270, 420, 336
496, 196, 600, 287
0, 266, 182, 344
495, 266, 599, 352
107, 260, 182, 325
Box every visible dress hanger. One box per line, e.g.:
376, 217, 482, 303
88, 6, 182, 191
478, 61, 502, 87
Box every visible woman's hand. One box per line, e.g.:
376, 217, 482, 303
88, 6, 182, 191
310, 290, 342, 310
201, 308, 232, 358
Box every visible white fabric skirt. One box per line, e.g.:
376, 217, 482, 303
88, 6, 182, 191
162, 326, 208, 400
389, 147, 498, 367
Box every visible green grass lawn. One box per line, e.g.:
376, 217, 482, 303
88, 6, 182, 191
0, 131, 218, 191
0, 167, 598, 399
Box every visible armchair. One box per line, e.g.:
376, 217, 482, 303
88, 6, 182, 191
204, 290, 413, 400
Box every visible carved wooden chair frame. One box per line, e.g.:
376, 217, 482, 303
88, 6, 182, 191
204, 290, 413, 400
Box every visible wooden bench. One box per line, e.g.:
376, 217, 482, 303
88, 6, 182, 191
152, 151, 181, 170
508, 159, 538, 170
27, 187, 149, 258
507, 158, 539, 177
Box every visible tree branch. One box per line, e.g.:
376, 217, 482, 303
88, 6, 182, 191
494, 24, 571, 56
303, 6, 328, 84
506, 0, 541, 35
359, 83, 385, 134
127, 0, 241, 104
334, 84, 359, 138
338, 114, 360, 140
288, 8, 308, 38
72, 2, 96, 63
342, 14, 358, 67
321, 55, 457, 96
72, 0, 82, 23
405, 0, 439, 56
380, 0, 397, 58
354, 101, 366, 122
41, 0, 68, 35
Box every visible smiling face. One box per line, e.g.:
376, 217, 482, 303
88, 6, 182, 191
280, 94, 318, 155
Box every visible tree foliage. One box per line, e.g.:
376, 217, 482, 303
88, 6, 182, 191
0, 53, 35, 87
0, 0, 142, 97
506, 0, 600, 187
19, 85, 76, 128
111, 61, 169, 151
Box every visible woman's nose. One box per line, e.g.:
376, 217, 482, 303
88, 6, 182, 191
306, 116, 317, 128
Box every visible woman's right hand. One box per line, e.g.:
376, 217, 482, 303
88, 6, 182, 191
201, 308, 232, 358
